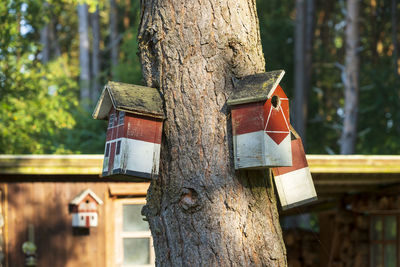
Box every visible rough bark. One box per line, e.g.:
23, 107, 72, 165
110, 0, 118, 78
340, 0, 360, 154
78, 3, 91, 108
91, 6, 101, 103
138, 0, 287, 266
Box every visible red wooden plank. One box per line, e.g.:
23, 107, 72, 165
231, 102, 264, 135
124, 114, 162, 144
272, 138, 308, 176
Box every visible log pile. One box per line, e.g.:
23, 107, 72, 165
284, 228, 320, 267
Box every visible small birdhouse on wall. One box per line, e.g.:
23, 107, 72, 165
70, 189, 103, 228
227, 70, 292, 169
92, 81, 164, 180
272, 127, 317, 210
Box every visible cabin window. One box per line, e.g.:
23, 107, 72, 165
370, 215, 398, 267
108, 114, 115, 129
118, 111, 125, 125
114, 198, 155, 267
116, 140, 121, 155
105, 143, 110, 157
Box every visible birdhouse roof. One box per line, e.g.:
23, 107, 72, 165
70, 189, 103, 205
92, 81, 164, 120
227, 70, 285, 106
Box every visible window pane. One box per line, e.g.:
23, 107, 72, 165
118, 111, 125, 125
371, 216, 383, 240
108, 114, 115, 129
384, 216, 397, 240
384, 244, 397, 267
371, 244, 383, 267
116, 140, 121, 155
123, 238, 150, 265
123, 204, 149, 231
105, 143, 110, 157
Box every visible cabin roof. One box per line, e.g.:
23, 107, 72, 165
92, 81, 164, 120
70, 188, 103, 205
227, 70, 285, 106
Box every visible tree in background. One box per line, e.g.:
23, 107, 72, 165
341, 0, 360, 154
1, 0, 399, 155
293, 0, 315, 144
78, 2, 91, 109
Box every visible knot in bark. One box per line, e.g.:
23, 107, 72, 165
179, 187, 201, 213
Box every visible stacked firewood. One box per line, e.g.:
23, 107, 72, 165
284, 228, 320, 267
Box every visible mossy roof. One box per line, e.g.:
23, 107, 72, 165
227, 70, 285, 106
92, 81, 164, 120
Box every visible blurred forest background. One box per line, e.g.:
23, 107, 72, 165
0, 0, 399, 155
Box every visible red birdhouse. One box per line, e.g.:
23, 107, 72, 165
227, 70, 292, 169
272, 127, 317, 210
92, 81, 164, 180
70, 189, 103, 228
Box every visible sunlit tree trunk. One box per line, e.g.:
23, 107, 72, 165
341, 0, 360, 154
78, 3, 91, 108
91, 6, 101, 103
138, 0, 287, 266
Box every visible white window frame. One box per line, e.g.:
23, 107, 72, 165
114, 198, 155, 267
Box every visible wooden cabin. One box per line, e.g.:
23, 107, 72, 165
1, 155, 400, 266
92, 81, 164, 180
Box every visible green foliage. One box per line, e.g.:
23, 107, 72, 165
1, 0, 399, 155
0, 54, 107, 154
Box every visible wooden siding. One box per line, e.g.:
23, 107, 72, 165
2, 181, 149, 267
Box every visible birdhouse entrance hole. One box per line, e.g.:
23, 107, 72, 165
271, 95, 280, 109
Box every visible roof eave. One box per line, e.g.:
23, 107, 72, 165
227, 70, 285, 106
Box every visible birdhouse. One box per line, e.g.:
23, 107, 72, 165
227, 70, 292, 169
70, 189, 103, 228
92, 81, 164, 180
272, 127, 317, 210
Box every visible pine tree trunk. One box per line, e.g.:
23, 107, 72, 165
392, 0, 399, 76
138, 0, 287, 266
294, 0, 306, 139
40, 24, 50, 63
341, 0, 360, 154
91, 6, 101, 103
78, 3, 91, 108
109, 0, 118, 78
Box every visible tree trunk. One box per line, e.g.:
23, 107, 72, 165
91, 6, 101, 103
49, 18, 61, 58
109, 0, 118, 78
294, 0, 306, 139
78, 3, 91, 108
40, 24, 50, 63
392, 0, 399, 76
340, 0, 360, 154
302, 0, 314, 146
138, 0, 287, 266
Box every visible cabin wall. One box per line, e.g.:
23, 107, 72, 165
1, 180, 147, 267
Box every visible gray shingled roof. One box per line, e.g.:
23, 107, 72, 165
227, 70, 285, 106
92, 81, 164, 120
